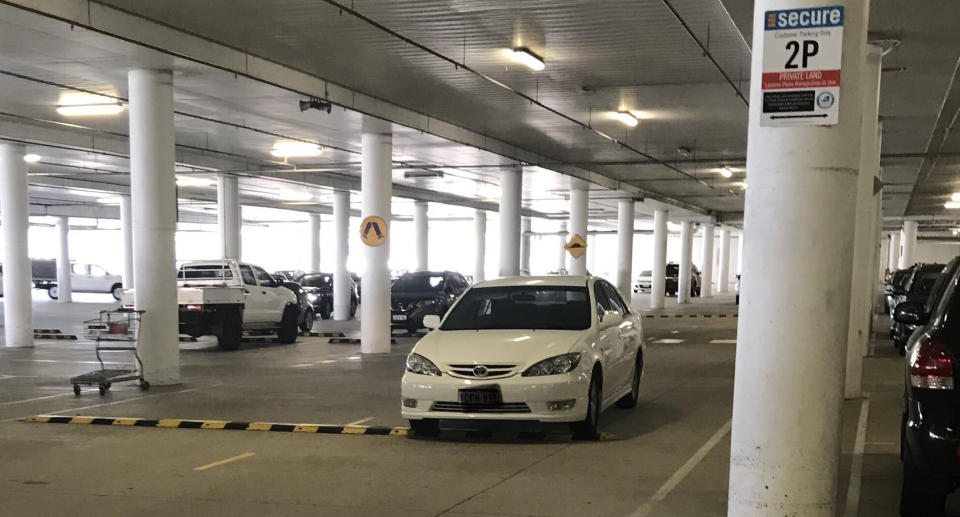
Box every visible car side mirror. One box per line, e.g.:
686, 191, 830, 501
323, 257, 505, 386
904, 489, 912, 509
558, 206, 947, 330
422, 314, 441, 330
600, 310, 622, 329
894, 301, 928, 325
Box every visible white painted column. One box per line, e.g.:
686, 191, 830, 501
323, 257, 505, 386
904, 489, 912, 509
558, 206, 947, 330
414, 200, 428, 272
718, 227, 731, 293
217, 174, 241, 260
360, 117, 392, 354
55, 216, 72, 303
888, 231, 901, 273
128, 69, 178, 384
728, 0, 868, 514
616, 199, 635, 297
900, 220, 917, 268
120, 194, 134, 289
677, 221, 693, 304
846, 44, 883, 399
701, 223, 715, 298
557, 221, 568, 273
308, 213, 321, 272
498, 167, 522, 277
333, 189, 351, 320
473, 210, 486, 283
520, 217, 532, 275
0, 142, 33, 348
568, 178, 589, 275
736, 232, 744, 275
650, 209, 668, 310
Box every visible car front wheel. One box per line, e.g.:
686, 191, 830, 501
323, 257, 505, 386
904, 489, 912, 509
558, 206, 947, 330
110, 283, 123, 301
616, 354, 642, 409
572, 371, 601, 440
277, 306, 299, 344
299, 309, 315, 333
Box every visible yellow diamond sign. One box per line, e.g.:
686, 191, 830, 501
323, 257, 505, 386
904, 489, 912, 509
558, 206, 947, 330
565, 233, 587, 259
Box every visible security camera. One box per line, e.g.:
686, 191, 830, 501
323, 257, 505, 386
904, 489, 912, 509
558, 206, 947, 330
299, 97, 332, 113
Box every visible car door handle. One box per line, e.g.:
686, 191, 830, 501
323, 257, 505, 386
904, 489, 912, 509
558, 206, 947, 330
243, 289, 250, 295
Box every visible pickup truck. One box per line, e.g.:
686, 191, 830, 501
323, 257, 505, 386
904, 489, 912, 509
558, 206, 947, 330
128, 260, 300, 350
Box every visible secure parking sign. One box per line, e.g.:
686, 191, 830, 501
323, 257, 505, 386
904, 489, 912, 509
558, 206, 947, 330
760, 4, 844, 126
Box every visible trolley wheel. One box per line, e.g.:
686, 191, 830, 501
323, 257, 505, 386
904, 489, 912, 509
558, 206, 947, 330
98, 383, 110, 396
139, 380, 150, 391
73, 384, 81, 396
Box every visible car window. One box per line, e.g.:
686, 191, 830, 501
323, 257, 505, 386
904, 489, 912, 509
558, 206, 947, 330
639, 270, 652, 277
89, 265, 107, 276
601, 281, 628, 314
393, 273, 444, 291
594, 282, 615, 315
253, 266, 275, 287
238, 265, 257, 286
300, 274, 332, 288
71, 263, 86, 275
926, 258, 960, 313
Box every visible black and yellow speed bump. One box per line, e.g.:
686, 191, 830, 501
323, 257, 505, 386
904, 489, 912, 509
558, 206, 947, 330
33, 328, 63, 334
328, 338, 397, 344
643, 313, 737, 319
24, 415, 409, 436
34, 333, 78, 340
302, 331, 345, 337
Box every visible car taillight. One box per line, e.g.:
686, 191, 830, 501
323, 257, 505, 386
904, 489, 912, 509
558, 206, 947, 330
910, 340, 954, 390
186, 304, 203, 312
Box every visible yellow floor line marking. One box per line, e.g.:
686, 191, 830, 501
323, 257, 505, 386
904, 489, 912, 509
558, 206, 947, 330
346, 416, 375, 426
193, 452, 255, 471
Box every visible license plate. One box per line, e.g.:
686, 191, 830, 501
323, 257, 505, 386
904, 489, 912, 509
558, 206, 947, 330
392, 314, 407, 321
458, 388, 502, 406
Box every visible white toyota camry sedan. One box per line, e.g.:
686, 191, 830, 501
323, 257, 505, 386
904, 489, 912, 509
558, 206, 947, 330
401, 275, 645, 440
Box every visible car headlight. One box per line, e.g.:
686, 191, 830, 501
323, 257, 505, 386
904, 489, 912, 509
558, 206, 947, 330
522, 353, 582, 377
306, 293, 318, 302
406, 353, 441, 376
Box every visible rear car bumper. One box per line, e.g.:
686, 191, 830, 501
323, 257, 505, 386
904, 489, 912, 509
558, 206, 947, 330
400, 370, 590, 423
904, 396, 960, 489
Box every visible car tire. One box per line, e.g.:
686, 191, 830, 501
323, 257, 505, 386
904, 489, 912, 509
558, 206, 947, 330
616, 354, 642, 409
47, 286, 59, 300
409, 418, 440, 437
320, 300, 333, 320
277, 305, 299, 344
110, 283, 123, 301
572, 369, 602, 440
217, 309, 243, 351
900, 444, 947, 517
350, 297, 358, 319
299, 309, 315, 333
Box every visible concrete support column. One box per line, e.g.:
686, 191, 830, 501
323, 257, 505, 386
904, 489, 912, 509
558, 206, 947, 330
55, 217, 72, 303
120, 195, 134, 289
616, 199, 635, 297
128, 69, 178, 384
728, 0, 869, 514
568, 178, 589, 275
308, 214, 321, 272
520, 217, 532, 275
498, 167, 522, 277
217, 174, 241, 260
888, 231, 901, 273
473, 210, 486, 283
414, 200, 428, 272
651, 209, 668, 309
333, 189, 351, 321
0, 142, 33, 348
360, 117, 392, 354
900, 220, 917, 268
701, 224, 715, 298
558, 221, 568, 273
718, 227, 732, 293
846, 45, 884, 399
677, 221, 693, 304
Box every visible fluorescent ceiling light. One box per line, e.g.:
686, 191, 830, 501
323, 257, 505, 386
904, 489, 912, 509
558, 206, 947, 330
720, 166, 733, 178
23, 154, 41, 163
737, 181, 748, 189
176, 175, 214, 187
614, 110, 639, 127
945, 201, 960, 209
951, 192, 960, 202
270, 140, 322, 158
277, 190, 313, 202
510, 47, 545, 71
97, 197, 121, 205
57, 93, 124, 116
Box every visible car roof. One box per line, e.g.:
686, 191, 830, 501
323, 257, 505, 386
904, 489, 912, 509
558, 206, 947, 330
473, 275, 591, 288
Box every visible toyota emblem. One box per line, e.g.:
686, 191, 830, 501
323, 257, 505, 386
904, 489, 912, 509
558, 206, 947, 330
473, 365, 489, 377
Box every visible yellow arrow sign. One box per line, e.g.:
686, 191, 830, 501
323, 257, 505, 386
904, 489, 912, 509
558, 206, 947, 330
359, 216, 388, 247
565, 233, 587, 259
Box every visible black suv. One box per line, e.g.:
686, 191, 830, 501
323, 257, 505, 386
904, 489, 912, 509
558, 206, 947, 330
891, 263, 946, 353
893, 256, 960, 516
665, 262, 702, 298
299, 272, 359, 320
391, 271, 469, 333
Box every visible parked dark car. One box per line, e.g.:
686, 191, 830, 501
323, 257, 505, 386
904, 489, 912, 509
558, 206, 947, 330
273, 278, 315, 333
891, 263, 946, 352
390, 271, 469, 333
893, 256, 960, 516
273, 270, 304, 283
299, 272, 359, 320
886, 268, 913, 313
635, 263, 701, 297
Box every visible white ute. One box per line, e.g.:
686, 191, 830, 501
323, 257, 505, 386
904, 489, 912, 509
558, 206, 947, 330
126, 260, 300, 350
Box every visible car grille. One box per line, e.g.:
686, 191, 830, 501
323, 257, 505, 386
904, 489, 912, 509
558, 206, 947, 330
431, 402, 531, 413
391, 300, 411, 311
447, 364, 518, 378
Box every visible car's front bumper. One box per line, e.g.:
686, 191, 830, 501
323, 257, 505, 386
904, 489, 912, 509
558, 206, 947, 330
401, 370, 590, 423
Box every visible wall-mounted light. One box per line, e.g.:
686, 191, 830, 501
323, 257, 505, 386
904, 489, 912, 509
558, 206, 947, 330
510, 47, 545, 71
720, 165, 733, 178
57, 93, 124, 117
614, 110, 639, 127
271, 140, 322, 158
23, 154, 41, 163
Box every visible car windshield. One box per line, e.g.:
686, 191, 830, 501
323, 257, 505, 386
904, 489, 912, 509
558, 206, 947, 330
393, 273, 445, 291
912, 271, 944, 298
440, 286, 590, 331
666, 264, 679, 275
300, 274, 332, 288
639, 270, 652, 277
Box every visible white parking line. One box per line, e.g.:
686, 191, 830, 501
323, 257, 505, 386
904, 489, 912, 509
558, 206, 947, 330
347, 416, 375, 426
709, 339, 737, 344
653, 339, 685, 344
843, 397, 870, 517
627, 419, 731, 517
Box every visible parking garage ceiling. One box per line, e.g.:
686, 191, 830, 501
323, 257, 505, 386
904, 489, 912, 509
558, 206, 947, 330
0, 0, 957, 229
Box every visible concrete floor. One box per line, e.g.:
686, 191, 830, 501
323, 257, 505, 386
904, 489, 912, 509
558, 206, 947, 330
0, 290, 941, 516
